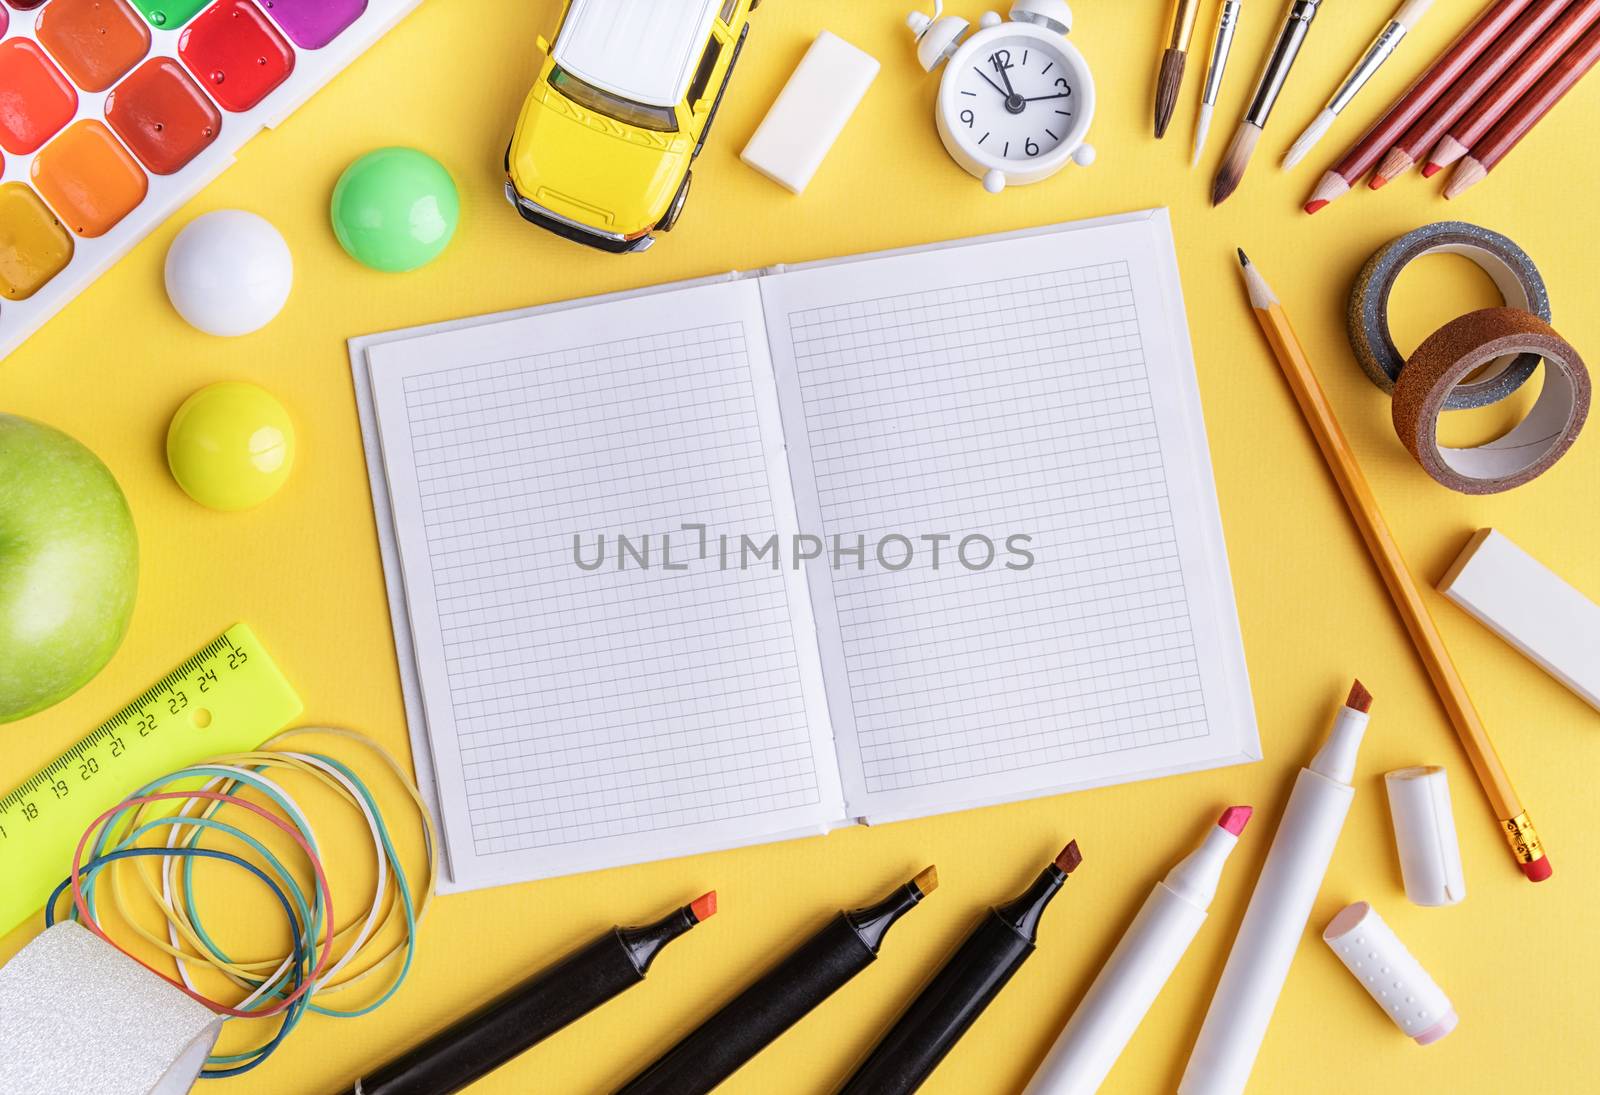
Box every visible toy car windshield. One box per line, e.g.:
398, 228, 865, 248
549, 67, 679, 132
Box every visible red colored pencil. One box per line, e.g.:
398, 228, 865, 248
1425, 0, 1600, 173
1305, 0, 1536, 213
1446, 15, 1600, 195
1372, 0, 1581, 187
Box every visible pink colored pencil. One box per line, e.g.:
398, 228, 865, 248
1371, 0, 1583, 186
1305, 0, 1536, 213
1425, 0, 1600, 173
1446, 14, 1600, 195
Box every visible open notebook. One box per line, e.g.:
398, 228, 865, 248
352, 209, 1258, 893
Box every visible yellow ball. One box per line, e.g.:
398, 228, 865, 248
166, 382, 296, 511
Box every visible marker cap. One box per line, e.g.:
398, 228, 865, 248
1385, 766, 1466, 906
1323, 901, 1456, 1045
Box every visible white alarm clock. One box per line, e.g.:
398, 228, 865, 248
907, 0, 1096, 193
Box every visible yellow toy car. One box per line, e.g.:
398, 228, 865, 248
505, 0, 759, 253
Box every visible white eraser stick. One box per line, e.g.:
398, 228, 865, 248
1438, 528, 1600, 712
741, 31, 879, 194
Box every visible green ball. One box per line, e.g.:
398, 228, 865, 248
331, 148, 459, 273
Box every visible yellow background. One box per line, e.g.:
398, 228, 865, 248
4, 0, 1599, 1091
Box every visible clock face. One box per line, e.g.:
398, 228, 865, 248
946, 33, 1084, 163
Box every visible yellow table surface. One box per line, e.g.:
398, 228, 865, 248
4, 1, 1599, 1092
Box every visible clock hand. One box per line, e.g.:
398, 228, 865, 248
995, 61, 1018, 99
1024, 93, 1070, 102
974, 68, 1009, 99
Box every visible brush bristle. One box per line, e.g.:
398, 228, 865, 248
689, 891, 718, 922
1346, 679, 1373, 714
1211, 122, 1261, 206
1154, 49, 1187, 138
912, 865, 939, 896
1055, 840, 1083, 874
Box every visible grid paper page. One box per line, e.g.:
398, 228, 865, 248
367, 280, 843, 888
762, 215, 1257, 819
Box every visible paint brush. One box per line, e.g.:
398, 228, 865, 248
838, 842, 1083, 1095
1194, 0, 1246, 164
617, 868, 937, 1095
1213, 0, 1325, 204
1157, 0, 1205, 137
1283, 0, 1436, 170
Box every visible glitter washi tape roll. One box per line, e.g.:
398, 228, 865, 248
0, 921, 222, 1095
1349, 221, 1550, 409
1392, 307, 1590, 494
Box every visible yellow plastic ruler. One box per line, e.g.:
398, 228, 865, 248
0, 624, 302, 936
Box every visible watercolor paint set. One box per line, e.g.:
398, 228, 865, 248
0, 0, 423, 359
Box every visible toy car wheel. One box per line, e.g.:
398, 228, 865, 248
660, 172, 691, 232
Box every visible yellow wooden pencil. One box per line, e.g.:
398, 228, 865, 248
1235, 247, 1550, 884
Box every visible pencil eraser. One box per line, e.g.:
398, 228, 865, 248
1384, 767, 1466, 907
1324, 902, 1456, 1045
1437, 528, 1600, 712
741, 31, 879, 194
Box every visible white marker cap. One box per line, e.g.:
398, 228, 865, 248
1385, 766, 1466, 906
1323, 902, 1457, 1045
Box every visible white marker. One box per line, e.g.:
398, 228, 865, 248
1179, 680, 1373, 1095
1023, 805, 1254, 1095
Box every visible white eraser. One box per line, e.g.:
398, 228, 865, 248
741, 31, 879, 194
1438, 528, 1600, 711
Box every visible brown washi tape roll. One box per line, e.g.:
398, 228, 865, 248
1393, 307, 1590, 494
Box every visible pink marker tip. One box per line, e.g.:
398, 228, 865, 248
1218, 805, 1253, 835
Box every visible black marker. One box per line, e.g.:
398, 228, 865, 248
616, 867, 938, 1095
837, 841, 1083, 1095
344, 893, 716, 1095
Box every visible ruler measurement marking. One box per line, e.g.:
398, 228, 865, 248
0, 637, 266, 817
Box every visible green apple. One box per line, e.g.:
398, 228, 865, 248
0, 415, 138, 723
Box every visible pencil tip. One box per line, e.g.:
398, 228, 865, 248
1236, 247, 1249, 267
1420, 162, 1441, 178
1303, 198, 1328, 215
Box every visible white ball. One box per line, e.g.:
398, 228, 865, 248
165, 211, 293, 337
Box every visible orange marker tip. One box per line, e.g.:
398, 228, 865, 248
689, 891, 718, 921
912, 865, 939, 896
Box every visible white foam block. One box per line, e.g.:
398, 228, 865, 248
741, 31, 879, 194
1438, 528, 1600, 711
